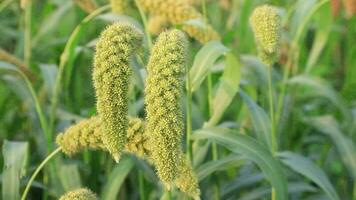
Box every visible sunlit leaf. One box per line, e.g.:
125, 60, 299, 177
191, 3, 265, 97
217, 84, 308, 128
2, 140, 29, 200
189, 41, 230, 92
208, 53, 241, 126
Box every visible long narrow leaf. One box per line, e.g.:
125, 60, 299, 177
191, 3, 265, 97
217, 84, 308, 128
2, 140, 29, 200
208, 53, 241, 126
189, 41, 230, 92
192, 128, 288, 200
101, 157, 134, 200
240, 90, 272, 150
308, 116, 356, 179
278, 151, 340, 200
196, 154, 244, 181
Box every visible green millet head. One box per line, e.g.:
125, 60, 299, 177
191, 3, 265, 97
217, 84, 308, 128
144, 29, 188, 186
138, 0, 219, 43
74, 0, 97, 13
250, 5, 282, 65
110, 0, 134, 14
56, 117, 104, 156
175, 153, 200, 199
93, 23, 143, 162
59, 188, 97, 200
125, 118, 151, 159
148, 15, 169, 35
57, 116, 150, 160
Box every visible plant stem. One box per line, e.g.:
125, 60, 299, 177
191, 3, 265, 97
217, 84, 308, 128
24, 1, 31, 67
138, 170, 146, 200
134, 0, 153, 50
267, 65, 277, 200
21, 147, 61, 200
268, 66, 277, 154
186, 65, 193, 162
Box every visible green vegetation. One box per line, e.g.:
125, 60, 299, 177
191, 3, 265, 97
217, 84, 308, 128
0, 0, 355, 199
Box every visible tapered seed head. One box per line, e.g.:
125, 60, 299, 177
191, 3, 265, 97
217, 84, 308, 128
59, 188, 97, 200
250, 5, 281, 65
93, 23, 142, 162
144, 29, 188, 186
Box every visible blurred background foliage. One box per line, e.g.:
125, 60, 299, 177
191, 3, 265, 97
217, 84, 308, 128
0, 0, 356, 199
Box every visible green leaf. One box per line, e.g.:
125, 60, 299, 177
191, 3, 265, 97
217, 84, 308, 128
189, 41, 230, 92
288, 75, 351, 121
101, 157, 134, 200
207, 53, 241, 126
305, 2, 332, 73
290, 0, 317, 38
308, 116, 356, 179
32, 2, 73, 45
196, 154, 244, 181
240, 90, 272, 150
2, 140, 29, 200
39, 64, 57, 98
58, 163, 82, 192
278, 151, 340, 200
192, 128, 288, 200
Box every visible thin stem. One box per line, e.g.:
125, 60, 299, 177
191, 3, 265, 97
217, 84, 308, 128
21, 147, 61, 200
167, 190, 172, 200
49, 5, 110, 136
268, 66, 277, 154
138, 170, 146, 200
268, 66, 277, 200
134, 0, 153, 50
0, 48, 36, 81
186, 67, 193, 162
24, 1, 31, 67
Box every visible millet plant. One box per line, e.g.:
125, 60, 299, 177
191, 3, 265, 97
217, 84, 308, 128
1, 0, 356, 200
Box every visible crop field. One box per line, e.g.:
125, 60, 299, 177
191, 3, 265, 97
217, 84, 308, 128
0, 0, 356, 199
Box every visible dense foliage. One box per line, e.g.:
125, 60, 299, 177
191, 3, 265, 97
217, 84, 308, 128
0, 0, 356, 199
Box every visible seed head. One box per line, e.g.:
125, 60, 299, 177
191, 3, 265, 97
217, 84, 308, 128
175, 153, 200, 199
138, 0, 219, 43
57, 117, 150, 159
74, 0, 97, 13
56, 117, 104, 156
144, 29, 187, 186
110, 0, 135, 14
125, 118, 151, 159
59, 188, 97, 200
148, 15, 169, 35
250, 5, 281, 65
93, 23, 142, 162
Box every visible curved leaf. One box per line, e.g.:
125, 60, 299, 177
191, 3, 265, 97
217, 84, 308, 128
207, 53, 241, 126
278, 151, 340, 200
308, 116, 356, 179
101, 157, 134, 200
192, 128, 288, 200
196, 154, 244, 181
240, 90, 272, 150
288, 75, 351, 121
189, 41, 230, 92
2, 140, 29, 200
